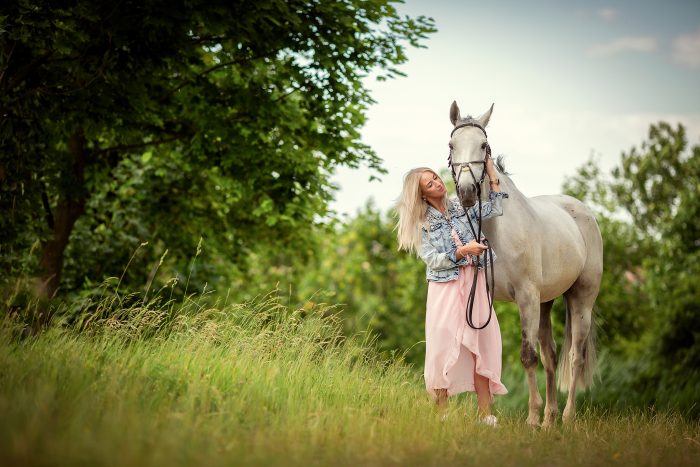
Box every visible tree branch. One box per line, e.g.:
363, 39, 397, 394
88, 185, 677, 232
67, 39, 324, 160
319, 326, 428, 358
166, 50, 276, 97
0, 41, 17, 89
189, 34, 229, 45
273, 86, 301, 102
94, 135, 183, 156
41, 183, 54, 230
4, 50, 54, 91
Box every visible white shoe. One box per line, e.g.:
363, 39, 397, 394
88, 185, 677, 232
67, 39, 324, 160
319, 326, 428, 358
480, 415, 498, 427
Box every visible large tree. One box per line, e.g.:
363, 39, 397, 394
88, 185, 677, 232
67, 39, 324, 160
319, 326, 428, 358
0, 0, 434, 309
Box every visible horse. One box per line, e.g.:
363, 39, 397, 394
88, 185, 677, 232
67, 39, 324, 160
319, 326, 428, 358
447, 101, 603, 427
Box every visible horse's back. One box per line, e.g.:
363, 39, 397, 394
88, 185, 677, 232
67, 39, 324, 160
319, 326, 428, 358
527, 194, 603, 299
528, 194, 591, 246
534, 194, 603, 254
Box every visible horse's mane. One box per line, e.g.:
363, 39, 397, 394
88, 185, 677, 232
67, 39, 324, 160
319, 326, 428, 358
494, 154, 510, 175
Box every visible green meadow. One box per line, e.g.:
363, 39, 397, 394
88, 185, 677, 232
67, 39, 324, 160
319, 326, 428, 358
1, 293, 697, 467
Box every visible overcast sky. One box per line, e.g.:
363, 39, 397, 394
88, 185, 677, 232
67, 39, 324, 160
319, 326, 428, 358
330, 0, 700, 217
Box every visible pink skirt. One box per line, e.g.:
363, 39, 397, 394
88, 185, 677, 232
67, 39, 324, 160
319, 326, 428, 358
424, 265, 508, 399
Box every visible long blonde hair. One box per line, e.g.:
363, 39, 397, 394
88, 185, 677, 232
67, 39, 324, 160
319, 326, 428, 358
395, 167, 448, 254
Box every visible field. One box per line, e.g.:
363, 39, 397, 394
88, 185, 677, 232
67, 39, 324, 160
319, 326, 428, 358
1, 294, 698, 467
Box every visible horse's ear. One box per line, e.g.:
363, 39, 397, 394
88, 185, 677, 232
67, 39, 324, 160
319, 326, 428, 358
477, 103, 494, 127
449, 101, 461, 125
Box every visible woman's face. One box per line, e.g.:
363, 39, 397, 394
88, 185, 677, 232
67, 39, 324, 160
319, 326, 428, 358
419, 170, 446, 201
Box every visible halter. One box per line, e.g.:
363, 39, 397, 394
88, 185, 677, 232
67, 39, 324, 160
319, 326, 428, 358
448, 119, 495, 330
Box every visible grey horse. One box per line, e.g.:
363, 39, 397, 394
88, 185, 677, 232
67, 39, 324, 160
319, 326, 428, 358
447, 101, 603, 427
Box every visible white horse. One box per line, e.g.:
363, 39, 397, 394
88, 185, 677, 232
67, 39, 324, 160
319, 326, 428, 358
447, 101, 603, 427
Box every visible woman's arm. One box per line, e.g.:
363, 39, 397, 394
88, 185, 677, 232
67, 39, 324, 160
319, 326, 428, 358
419, 228, 486, 269
469, 157, 509, 220
419, 228, 459, 271
470, 191, 509, 219
487, 157, 502, 194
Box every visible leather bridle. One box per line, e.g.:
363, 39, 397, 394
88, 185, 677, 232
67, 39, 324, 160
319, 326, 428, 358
449, 120, 491, 188
448, 120, 495, 330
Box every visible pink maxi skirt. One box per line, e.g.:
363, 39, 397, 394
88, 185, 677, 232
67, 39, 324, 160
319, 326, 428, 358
424, 263, 508, 400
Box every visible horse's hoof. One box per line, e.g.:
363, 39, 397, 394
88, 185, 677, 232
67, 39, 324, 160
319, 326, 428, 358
541, 420, 556, 430
542, 412, 558, 429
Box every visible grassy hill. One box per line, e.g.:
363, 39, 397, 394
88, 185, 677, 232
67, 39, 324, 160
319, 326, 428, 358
1, 293, 698, 466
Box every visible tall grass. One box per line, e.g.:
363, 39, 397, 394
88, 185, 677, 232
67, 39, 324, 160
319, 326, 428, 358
1, 288, 698, 466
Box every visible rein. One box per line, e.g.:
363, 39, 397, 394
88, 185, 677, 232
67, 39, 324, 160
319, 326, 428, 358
448, 120, 496, 330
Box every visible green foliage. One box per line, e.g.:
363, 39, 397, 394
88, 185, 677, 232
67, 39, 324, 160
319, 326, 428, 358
297, 203, 429, 364
0, 0, 435, 301
563, 122, 700, 416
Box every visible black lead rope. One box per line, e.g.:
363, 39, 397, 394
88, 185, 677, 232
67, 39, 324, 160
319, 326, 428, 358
463, 182, 494, 330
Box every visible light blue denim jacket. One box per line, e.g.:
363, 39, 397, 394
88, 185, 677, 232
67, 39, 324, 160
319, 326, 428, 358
419, 191, 509, 282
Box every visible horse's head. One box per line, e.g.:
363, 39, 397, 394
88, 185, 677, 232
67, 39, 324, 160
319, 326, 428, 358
448, 101, 494, 207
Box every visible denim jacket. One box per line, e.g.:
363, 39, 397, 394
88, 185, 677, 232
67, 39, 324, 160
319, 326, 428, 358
419, 191, 509, 282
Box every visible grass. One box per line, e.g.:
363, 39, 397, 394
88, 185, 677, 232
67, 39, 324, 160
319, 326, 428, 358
1, 291, 698, 467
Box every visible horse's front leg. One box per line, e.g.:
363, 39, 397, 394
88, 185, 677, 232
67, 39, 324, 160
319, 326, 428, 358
517, 290, 542, 427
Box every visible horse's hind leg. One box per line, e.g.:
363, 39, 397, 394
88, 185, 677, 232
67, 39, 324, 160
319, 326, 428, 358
538, 300, 558, 428
561, 282, 598, 423
517, 288, 542, 427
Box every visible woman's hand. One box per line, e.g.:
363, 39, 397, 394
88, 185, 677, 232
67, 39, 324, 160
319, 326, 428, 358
456, 240, 488, 259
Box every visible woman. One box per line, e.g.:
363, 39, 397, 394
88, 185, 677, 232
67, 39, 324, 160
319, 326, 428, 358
396, 159, 509, 426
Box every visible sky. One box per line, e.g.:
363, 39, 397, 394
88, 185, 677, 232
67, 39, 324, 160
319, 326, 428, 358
330, 0, 700, 218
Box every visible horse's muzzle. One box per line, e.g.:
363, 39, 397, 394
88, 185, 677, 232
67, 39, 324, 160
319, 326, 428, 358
457, 183, 477, 208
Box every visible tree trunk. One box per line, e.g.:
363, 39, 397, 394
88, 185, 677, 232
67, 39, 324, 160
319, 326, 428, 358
37, 129, 87, 321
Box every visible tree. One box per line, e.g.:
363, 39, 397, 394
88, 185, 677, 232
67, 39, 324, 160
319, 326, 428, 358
613, 123, 700, 410
564, 122, 700, 415
0, 0, 435, 312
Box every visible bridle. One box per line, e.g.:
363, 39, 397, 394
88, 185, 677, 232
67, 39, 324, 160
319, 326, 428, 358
449, 121, 491, 187
447, 120, 495, 330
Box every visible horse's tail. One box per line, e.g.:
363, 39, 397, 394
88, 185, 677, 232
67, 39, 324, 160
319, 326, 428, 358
557, 295, 597, 391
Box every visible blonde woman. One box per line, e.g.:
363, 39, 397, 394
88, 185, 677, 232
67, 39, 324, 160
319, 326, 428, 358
396, 161, 509, 426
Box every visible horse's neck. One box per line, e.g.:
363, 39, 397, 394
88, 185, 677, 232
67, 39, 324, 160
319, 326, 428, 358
491, 169, 528, 208
483, 169, 530, 234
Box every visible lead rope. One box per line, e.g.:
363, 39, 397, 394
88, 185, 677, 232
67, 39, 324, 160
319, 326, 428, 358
463, 182, 494, 330
450, 156, 495, 330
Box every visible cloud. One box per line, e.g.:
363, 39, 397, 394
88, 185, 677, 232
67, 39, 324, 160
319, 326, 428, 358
586, 36, 657, 57
671, 28, 700, 70
596, 8, 618, 22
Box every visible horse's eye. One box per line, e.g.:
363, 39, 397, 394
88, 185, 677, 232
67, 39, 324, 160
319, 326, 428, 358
448, 142, 453, 150
481, 142, 487, 149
